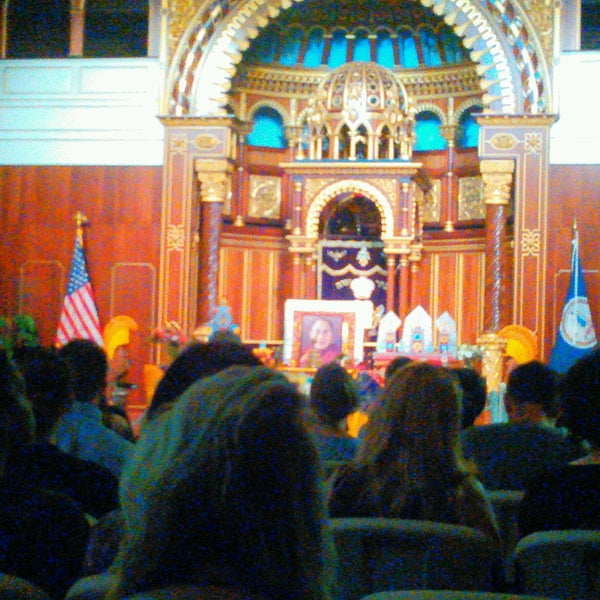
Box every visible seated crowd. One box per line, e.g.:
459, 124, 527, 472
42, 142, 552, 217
0, 334, 599, 599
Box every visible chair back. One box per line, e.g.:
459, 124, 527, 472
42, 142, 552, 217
360, 591, 552, 600
65, 573, 116, 600
361, 590, 550, 600
514, 530, 600, 599
0, 573, 52, 599
329, 518, 501, 600
486, 489, 524, 583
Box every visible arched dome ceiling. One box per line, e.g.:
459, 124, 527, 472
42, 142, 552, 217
168, 0, 552, 116
240, 0, 469, 70
230, 0, 482, 111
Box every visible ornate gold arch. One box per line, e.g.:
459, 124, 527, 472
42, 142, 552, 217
305, 180, 395, 241
165, 0, 554, 117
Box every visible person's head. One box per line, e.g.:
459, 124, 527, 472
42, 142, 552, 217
560, 348, 600, 449
108, 345, 131, 384
58, 339, 108, 404
357, 361, 466, 483
505, 360, 560, 424
147, 340, 261, 420
310, 362, 359, 427
384, 356, 412, 381
453, 367, 487, 429
114, 365, 332, 600
0, 349, 34, 472
13, 346, 75, 440
309, 318, 334, 351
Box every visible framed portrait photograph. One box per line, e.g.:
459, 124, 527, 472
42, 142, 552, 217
283, 299, 373, 367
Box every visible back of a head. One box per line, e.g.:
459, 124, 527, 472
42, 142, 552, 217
506, 360, 559, 418
561, 348, 600, 447
358, 361, 462, 469
116, 365, 330, 600
147, 340, 261, 419
454, 367, 487, 429
13, 346, 75, 440
310, 362, 358, 425
0, 350, 35, 468
58, 339, 108, 403
384, 355, 412, 381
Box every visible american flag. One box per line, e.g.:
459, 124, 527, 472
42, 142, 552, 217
55, 228, 103, 347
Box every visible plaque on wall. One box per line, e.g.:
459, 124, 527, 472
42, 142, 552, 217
415, 179, 441, 224
248, 175, 281, 219
458, 176, 485, 221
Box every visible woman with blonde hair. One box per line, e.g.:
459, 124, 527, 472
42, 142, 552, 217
107, 365, 333, 600
328, 361, 499, 541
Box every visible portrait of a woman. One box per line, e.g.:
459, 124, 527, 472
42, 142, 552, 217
298, 317, 342, 367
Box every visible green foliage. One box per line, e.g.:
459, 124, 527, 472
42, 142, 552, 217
0, 314, 41, 358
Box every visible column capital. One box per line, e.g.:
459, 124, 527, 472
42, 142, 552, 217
480, 159, 514, 205
194, 159, 233, 204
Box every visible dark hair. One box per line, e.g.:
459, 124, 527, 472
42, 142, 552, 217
506, 360, 560, 417
58, 339, 108, 403
113, 366, 332, 600
384, 356, 412, 381
310, 362, 359, 425
0, 349, 35, 468
560, 348, 600, 447
13, 346, 75, 439
147, 340, 261, 420
453, 367, 487, 429
355, 362, 471, 521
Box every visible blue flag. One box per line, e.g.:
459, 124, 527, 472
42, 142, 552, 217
549, 226, 597, 373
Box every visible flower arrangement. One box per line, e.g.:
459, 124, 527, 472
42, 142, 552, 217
148, 321, 188, 361
0, 314, 40, 358
456, 343, 483, 367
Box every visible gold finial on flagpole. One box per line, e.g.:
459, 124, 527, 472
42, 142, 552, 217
75, 212, 89, 228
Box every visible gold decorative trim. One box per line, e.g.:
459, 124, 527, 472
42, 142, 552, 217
305, 179, 394, 240
233, 63, 482, 104
167, 224, 186, 251
520, 228, 541, 257
489, 133, 518, 150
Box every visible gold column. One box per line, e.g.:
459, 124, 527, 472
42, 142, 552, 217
481, 159, 514, 332
398, 255, 410, 319
477, 332, 507, 395
195, 160, 232, 326
385, 256, 397, 313
69, 0, 85, 57
440, 124, 456, 232
305, 254, 317, 299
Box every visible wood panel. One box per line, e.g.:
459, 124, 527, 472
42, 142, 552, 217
545, 164, 600, 360
420, 238, 485, 347
220, 232, 288, 344
0, 164, 162, 406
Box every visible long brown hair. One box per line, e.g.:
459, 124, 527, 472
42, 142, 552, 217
355, 361, 472, 519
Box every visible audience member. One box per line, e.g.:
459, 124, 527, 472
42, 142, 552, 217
328, 362, 499, 541
461, 360, 585, 490
0, 349, 90, 599
9, 346, 119, 518
453, 367, 487, 429
384, 355, 412, 381
519, 348, 600, 536
53, 339, 133, 478
145, 339, 261, 422
307, 362, 360, 461
108, 365, 333, 600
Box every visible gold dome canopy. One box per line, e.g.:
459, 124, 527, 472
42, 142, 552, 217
305, 61, 416, 161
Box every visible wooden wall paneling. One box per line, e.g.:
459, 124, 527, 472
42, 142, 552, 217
219, 244, 247, 337
18, 260, 66, 344
422, 240, 485, 347
0, 164, 163, 349
220, 234, 287, 344
546, 165, 600, 360
110, 262, 157, 407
